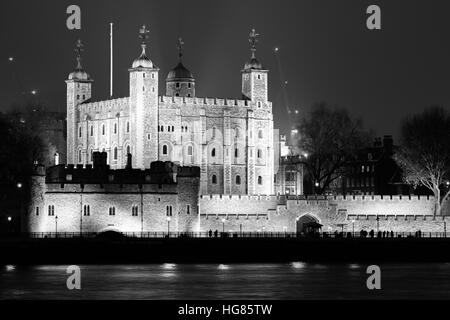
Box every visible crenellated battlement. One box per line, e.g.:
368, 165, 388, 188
79, 97, 130, 115
159, 95, 272, 109
200, 194, 280, 201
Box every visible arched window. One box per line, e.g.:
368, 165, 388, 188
78, 150, 82, 163
79, 127, 82, 138
234, 148, 239, 158
172, 126, 174, 132
126, 145, 131, 155
83, 205, 90, 216
258, 130, 263, 139
212, 127, 216, 138
109, 207, 115, 216
211, 148, 216, 157
235, 128, 240, 138
161, 126, 164, 132
162, 145, 168, 155
187, 146, 193, 156
113, 147, 118, 160
114, 123, 117, 134
90, 149, 93, 162
212, 175, 217, 184
126, 122, 130, 133
102, 124, 105, 135
258, 176, 263, 185
90, 126, 93, 136
257, 149, 263, 158
48, 205, 55, 216
236, 175, 241, 185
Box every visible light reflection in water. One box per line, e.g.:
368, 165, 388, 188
1, 263, 450, 299
5, 265, 15, 272
161, 263, 177, 270
291, 262, 306, 269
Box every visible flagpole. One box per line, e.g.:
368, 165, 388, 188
110, 22, 113, 97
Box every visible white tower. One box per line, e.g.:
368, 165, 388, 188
241, 29, 272, 195
129, 25, 160, 169
241, 29, 268, 103
66, 39, 93, 165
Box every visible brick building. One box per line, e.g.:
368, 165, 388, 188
337, 135, 411, 195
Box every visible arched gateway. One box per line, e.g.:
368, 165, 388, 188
296, 214, 322, 234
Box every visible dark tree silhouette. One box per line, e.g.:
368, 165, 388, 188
394, 106, 450, 216
0, 114, 44, 232
296, 103, 371, 194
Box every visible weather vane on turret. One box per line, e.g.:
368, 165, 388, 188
249, 28, 259, 59
177, 37, 184, 61
139, 24, 150, 55
74, 39, 84, 70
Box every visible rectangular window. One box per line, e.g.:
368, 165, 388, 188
35, 207, 39, 216
187, 205, 190, 215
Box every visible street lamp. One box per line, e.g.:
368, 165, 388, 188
167, 217, 171, 235
7, 216, 12, 222
16, 182, 22, 189
314, 181, 319, 195
444, 221, 447, 238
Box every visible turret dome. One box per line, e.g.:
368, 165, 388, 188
166, 62, 194, 81
244, 57, 263, 70
68, 68, 91, 81
132, 53, 154, 69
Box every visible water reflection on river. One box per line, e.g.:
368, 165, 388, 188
1, 263, 450, 299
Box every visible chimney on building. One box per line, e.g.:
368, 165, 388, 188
126, 153, 132, 170
383, 135, 394, 153
93, 152, 108, 168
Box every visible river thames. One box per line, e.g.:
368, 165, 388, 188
1, 263, 449, 299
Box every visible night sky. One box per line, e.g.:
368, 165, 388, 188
1, 0, 450, 138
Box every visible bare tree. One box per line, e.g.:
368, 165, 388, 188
394, 106, 450, 216
296, 103, 371, 194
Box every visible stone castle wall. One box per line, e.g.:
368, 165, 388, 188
198, 195, 450, 233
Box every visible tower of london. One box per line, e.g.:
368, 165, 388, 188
67, 26, 274, 195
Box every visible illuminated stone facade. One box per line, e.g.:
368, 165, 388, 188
66, 28, 274, 196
